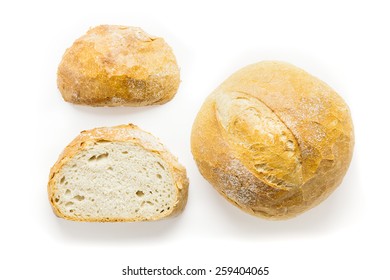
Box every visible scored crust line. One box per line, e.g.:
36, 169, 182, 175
212, 96, 296, 191
233, 90, 304, 171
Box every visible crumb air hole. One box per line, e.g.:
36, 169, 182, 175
157, 162, 165, 170
136, 191, 144, 197
88, 153, 109, 162
73, 195, 85, 201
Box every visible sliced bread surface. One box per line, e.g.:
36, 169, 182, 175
48, 124, 188, 222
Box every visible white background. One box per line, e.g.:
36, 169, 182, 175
1, 0, 389, 279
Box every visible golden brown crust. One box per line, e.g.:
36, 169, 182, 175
191, 61, 354, 220
48, 124, 189, 222
57, 25, 180, 106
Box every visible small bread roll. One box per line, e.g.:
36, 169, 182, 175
191, 61, 354, 220
48, 124, 188, 222
57, 25, 180, 106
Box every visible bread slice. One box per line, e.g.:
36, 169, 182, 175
48, 124, 188, 222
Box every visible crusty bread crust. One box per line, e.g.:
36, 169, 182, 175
57, 25, 180, 106
191, 61, 354, 220
48, 124, 189, 222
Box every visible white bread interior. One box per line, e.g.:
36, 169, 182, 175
54, 142, 175, 220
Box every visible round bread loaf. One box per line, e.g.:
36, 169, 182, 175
191, 61, 354, 220
57, 25, 180, 106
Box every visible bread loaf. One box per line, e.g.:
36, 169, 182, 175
191, 61, 354, 220
48, 124, 188, 222
57, 25, 180, 106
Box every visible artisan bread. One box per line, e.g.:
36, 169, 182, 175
57, 25, 180, 106
191, 61, 354, 220
48, 124, 188, 222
